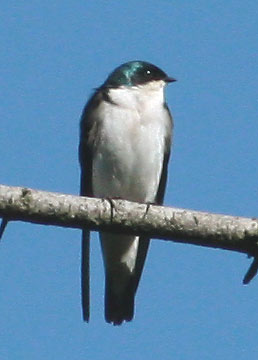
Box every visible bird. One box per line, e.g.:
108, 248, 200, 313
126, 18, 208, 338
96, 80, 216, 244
79, 60, 176, 325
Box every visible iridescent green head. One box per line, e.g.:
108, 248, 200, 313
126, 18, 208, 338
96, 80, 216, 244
103, 61, 176, 88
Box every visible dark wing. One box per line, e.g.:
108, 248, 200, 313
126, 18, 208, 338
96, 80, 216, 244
79, 89, 103, 322
0, 218, 8, 240
155, 104, 173, 206
133, 104, 173, 293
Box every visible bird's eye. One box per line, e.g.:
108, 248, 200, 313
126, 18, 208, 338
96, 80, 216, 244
146, 70, 151, 76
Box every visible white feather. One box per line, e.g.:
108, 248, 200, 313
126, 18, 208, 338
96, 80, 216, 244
93, 80, 169, 203
93, 81, 170, 281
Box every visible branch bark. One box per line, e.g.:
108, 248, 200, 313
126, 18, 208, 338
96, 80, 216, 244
0, 184, 258, 258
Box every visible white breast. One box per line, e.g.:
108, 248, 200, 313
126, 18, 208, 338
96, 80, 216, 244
92, 81, 170, 203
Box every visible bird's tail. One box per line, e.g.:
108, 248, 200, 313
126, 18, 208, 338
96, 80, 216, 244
105, 274, 135, 325
101, 234, 150, 325
81, 229, 90, 322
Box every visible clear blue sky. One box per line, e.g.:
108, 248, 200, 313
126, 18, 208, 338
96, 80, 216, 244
1, 1, 258, 359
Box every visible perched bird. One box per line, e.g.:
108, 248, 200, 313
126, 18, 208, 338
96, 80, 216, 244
79, 60, 176, 325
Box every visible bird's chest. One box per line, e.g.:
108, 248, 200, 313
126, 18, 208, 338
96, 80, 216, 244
92, 94, 167, 202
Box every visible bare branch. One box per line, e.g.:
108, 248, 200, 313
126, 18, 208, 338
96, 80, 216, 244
0, 184, 258, 257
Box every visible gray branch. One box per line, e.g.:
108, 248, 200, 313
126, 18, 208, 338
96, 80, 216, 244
0, 184, 258, 258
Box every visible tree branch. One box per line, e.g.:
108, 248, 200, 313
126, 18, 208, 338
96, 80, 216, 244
0, 184, 258, 259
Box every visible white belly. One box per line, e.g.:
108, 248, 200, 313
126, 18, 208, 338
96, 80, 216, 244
91, 84, 171, 278
92, 99, 167, 203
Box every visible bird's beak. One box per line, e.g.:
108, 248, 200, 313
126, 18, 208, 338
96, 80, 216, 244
165, 76, 177, 83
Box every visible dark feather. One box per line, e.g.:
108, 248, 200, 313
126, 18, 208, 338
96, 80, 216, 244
105, 272, 135, 325
79, 91, 100, 322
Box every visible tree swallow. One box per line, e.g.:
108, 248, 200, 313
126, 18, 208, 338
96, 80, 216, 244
79, 60, 175, 325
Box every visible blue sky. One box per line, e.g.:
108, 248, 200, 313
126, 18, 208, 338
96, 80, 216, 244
1, 1, 258, 359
